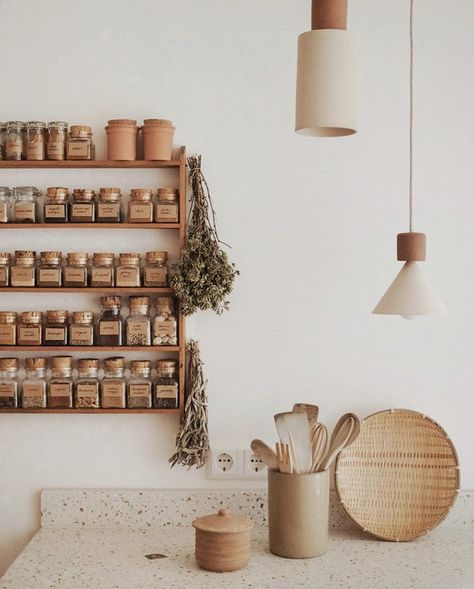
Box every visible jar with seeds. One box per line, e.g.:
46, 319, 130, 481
17, 311, 42, 346
22, 357, 47, 408
98, 297, 123, 346
0, 358, 19, 407
25, 121, 46, 160
154, 360, 179, 409
127, 360, 152, 408
43, 187, 69, 223
70, 189, 96, 222
64, 252, 89, 287
75, 358, 100, 408
37, 251, 62, 287
0, 187, 11, 223
0, 312, 17, 346
44, 310, 69, 346
12, 186, 40, 222
127, 188, 154, 223
125, 296, 151, 346
11, 250, 36, 287
155, 188, 179, 223
5, 121, 25, 160
143, 251, 168, 287
47, 121, 68, 160
101, 357, 126, 409
0, 252, 11, 287
48, 356, 73, 408
153, 297, 177, 346
67, 125, 94, 160
90, 253, 115, 287
69, 311, 94, 346
116, 253, 141, 287
96, 187, 122, 222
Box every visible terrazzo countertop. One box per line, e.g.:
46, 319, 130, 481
1, 489, 473, 589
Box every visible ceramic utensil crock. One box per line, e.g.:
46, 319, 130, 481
268, 468, 330, 558
192, 507, 253, 572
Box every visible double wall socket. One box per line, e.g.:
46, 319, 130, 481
207, 448, 267, 480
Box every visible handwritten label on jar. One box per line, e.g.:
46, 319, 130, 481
99, 321, 120, 336
156, 203, 178, 222
6, 137, 22, 158
0, 203, 8, 223
144, 268, 167, 285
44, 204, 66, 219
18, 326, 41, 344
116, 267, 140, 286
23, 383, 44, 397
0, 267, 7, 283
39, 268, 60, 283
102, 381, 126, 405
129, 383, 151, 397
155, 384, 178, 399
68, 142, 90, 158
91, 268, 113, 284
70, 325, 93, 344
64, 267, 87, 283
98, 203, 120, 218
47, 141, 64, 158
155, 320, 176, 338
44, 327, 66, 341
27, 140, 44, 160
0, 383, 15, 396
129, 203, 153, 221
0, 325, 16, 345
71, 203, 93, 218
14, 203, 35, 222
76, 383, 98, 398
49, 383, 72, 396
127, 322, 148, 336
11, 267, 35, 287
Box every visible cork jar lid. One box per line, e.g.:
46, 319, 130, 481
0, 252, 11, 264
130, 359, 151, 372
107, 119, 138, 126
50, 355, 73, 369
78, 358, 99, 371
40, 251, 62, 263
93, 252, 115, 265
0, 357, 19, 371
73, 188, 96, 201
100, 296, 121, 309
156, 359, 177, 374
46, 310, 69, 322
193, 508, 253, 534
70, 125, 92, 137
15, 250, 36, 261
67, 252, 88, 265
103, 356, 124, 371
130, 188, 153, 201
20, 311, 42, 323
25, 357, 47, 370
129, 296, 149, 307
46, 187, 68, 201
72, 311, 94, 323
0, 311, 17, 323
146, 250, 167, 263
99, 187, 121, 201
119, 253, 140, 265
157, 187, 178, 201
143, 118, 174, 128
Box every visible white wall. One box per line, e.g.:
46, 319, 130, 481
0, 0, 473, 574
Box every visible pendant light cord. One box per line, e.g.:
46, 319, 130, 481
409, 0, 414, 232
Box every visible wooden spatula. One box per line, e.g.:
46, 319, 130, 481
274, 411, 312, 474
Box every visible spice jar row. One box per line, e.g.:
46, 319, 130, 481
0, 250, 169, 288
0, 296, 178, 347
0, 356, 179, 409
105, 118, 175, 161
0, 186, 179, 223
1, 122, 94, 161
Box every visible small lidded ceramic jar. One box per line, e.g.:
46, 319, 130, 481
105, 119, 138, 161
192, 508, 253, 572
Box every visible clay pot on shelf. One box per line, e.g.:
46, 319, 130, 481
142, 118, 175, 160
105, 119, 138, 161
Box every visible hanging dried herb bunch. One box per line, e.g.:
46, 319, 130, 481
171, 155, 239, 316
169, 339, 209, 469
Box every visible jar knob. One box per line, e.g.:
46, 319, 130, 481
218, 508, 230, 517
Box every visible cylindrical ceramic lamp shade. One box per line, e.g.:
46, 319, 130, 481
295, 30, 357, 137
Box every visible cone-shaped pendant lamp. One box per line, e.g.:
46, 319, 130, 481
295, 0, 358, 137
373, 0, 447, 318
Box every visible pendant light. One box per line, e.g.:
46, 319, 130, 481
295, 0, 358, 137
372, 0, 447, 318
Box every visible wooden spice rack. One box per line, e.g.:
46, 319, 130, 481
0, 147, 187, 416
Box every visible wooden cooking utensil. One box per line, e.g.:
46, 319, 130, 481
310, 422, 328, 473
250, 439, 279, 471
292, 403, 319, 426
319, 413, 360, 471
275, 442, 293, 474
274, 411, 312, 474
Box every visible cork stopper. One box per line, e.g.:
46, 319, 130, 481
40, 251, 62, 265
67, 252, 88, 266
70, 125, 92, 137
46, 187, 68, 202
143, 119, 174, 128
72, 188, 95, 201
103, 356, 124, 372
156, 359, 177, 375
99, 188, 121, 201
130, 188, 153, 201
25, 357, 47, 371
93, 252, 115, 266
100, 296, 121, 310
157, 188, 178, 201
78, 358, 99, 372
0, 357, 19, 371
14, 250, 36, 266
119, 253, 140, 266
129, 296, 149, 308
0, 252, 11, 265
146, 250, 167, 264
50, 355, 73, 371
46, 310, 69, 323
107, 119, 138, 126
0, 311, 17, 323
130, 359, 151, 375
155, 296, 174, 312
397, 232, 427, 262
72, 311, 94, 324
20, 311, 42, 324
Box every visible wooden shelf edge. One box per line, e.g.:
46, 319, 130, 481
0, 160, 180, 169
0, 408, 180, 414
0, 223, 181, 229
0, 346, 180, 352
0, 287, 174, 294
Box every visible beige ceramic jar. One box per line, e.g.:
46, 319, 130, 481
192, 508, 253, 572
142, 119, 175, 160
105, 119, 138, 161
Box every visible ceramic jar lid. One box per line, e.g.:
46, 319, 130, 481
193, 508, 253, 534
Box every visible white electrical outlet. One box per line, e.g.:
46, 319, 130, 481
207, 448, 242, 479
243, 449, 268, 479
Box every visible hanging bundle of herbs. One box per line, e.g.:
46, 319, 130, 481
169, 339, 209, 469
171, 155, 239, 316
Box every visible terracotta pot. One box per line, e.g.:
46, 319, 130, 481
105, 119, 138, 161
142, 119, 175, 161
268, 469, 330, 558
192, 507, 253, 572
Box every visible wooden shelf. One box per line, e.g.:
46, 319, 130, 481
0, 408, 180, 414
0, 160, 180, 169
0, 287, 174, 294
0, 346, 179, 352
0, 223, 181, 230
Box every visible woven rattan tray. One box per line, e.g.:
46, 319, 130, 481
335, 408, 460, 541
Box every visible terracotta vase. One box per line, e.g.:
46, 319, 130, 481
142, 119, 175, 161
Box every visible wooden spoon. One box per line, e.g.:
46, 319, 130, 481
250, 439, 279, 471
318, 413, 360, 471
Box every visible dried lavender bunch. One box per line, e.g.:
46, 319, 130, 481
169, 339, 209, 469
170, 155, 239, 316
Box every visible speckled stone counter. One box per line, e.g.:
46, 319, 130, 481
1, 489, 473, 589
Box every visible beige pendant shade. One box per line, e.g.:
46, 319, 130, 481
295, 0, 358, 137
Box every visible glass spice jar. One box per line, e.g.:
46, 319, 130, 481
127, 188, 154, 223
154, 360, 179, 408
44, 310, 69, 346
37, 251, 62, 287
5, 121, 25, 160
69, 311, 94, 346
47, 121, 68, 160
67, 125, 95, 160
25, 121, 46, 160
17, 311, 43, 346
75, 358, 100, 408
90, 253, 115, 287
155, 188, 179, 223
0, 187, 11, 223
143, 251, 168, 287
153, 297, 178, 346
11, 250, 36, 287
64, 252, 89, 287
22, 357, 48, 408
127, 360, 152, 408
97, 296, 123, 346
96, 188, 122, 223
12, 186, 40, 223
116, 253, 141, 287
125, 296, 151, 346
43, 187, 69, 223
101, 356, 126, 408
0, 252, 11, 287
69, 189, 96, 222
0, 357, 19, 407
48, 356, 73, 408
0, 311, 17, 346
